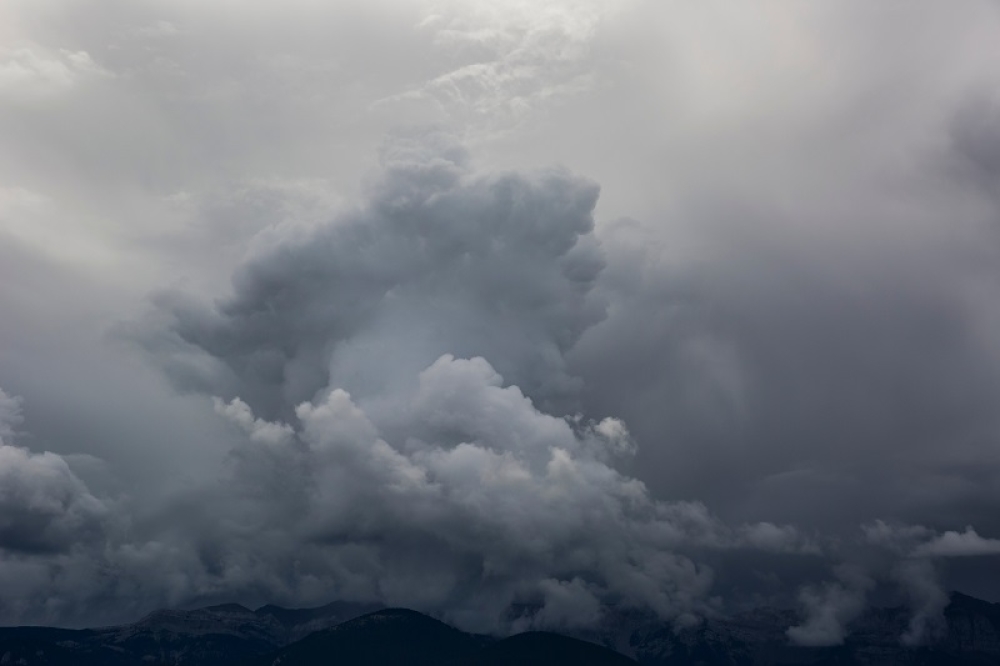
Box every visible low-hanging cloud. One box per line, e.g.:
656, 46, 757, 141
786, 520, 1000, 647
786, 564, 873, 647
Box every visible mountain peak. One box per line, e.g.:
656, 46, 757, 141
201, 603, 254, 614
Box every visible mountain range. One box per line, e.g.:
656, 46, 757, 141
1, 592, 999, 665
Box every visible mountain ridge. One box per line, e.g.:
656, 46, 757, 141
1, 592, 998, 665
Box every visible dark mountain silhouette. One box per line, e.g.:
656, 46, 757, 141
248, 608, 490, 666
0, 626, 135, 666
1, 592, 999, 665
249, 608, 637, 666
474, 631, 638, 666
0, 600, 377, 666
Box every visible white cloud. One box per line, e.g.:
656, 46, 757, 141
913, 526, 1000, 558
377, 0, 611, 131
0, 45, 109, 99
214, 397, 294, 447
198, 353, 809, 631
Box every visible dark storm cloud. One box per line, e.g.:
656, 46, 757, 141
0, 388, 109, 555
134, 129, 606, 419
4, 0, 1000, 644
120, 129, 1000, 640
553, 91, 1000, 636
185, 343, 825, 633
5, 121, 999, 639
570, 154, 1000, 537
115, 131, 826, 632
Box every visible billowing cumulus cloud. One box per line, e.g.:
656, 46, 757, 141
210, 354, 722, 630
122, 138, 829, 631
0, 388, 109, 556
0, 445, 109, 555
135, 129, 606, 420
196, 346, 833, 632
0, 387, 116, 624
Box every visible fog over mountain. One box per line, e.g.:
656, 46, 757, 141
3, 0, 1000, 650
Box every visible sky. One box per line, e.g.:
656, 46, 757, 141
2, 0, 1000, 646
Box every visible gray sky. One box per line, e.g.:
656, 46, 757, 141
3, 0, 1000, 644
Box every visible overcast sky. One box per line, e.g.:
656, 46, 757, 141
3, 0, 1000, 645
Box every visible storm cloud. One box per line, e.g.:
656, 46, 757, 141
0, 388, 109, 555
3, 0, 1000, 647
135, 129, 606, 420
121, 134, 825, 631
